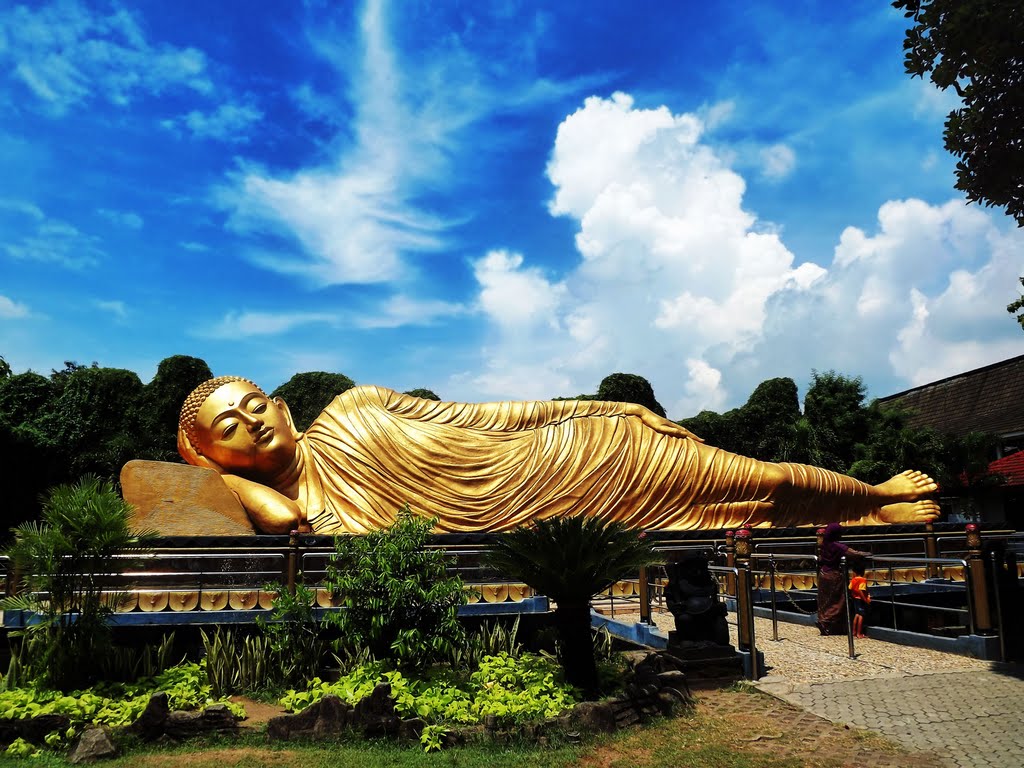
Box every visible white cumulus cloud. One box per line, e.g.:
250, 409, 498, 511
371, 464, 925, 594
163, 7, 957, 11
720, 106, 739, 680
450, 92, 1024, 416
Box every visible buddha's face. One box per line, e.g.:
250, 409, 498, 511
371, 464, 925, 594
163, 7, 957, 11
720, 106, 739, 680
193, 380, 298, 478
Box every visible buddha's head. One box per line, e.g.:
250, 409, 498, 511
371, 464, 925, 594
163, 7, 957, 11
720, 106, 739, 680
178, 376, 299, 478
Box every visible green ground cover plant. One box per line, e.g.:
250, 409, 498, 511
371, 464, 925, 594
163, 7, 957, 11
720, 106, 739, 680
0, 660, 245, 758
280, 652, 577, 750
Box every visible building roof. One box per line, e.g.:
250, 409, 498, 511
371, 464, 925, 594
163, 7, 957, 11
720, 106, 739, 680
989, 450, 1024, 487
877, 354, 1024, 437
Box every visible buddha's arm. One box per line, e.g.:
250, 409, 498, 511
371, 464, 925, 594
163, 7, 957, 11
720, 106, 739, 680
220, 475, 303, 535
359, 385, 702, 440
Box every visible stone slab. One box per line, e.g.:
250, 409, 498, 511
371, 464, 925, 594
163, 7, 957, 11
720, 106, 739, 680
121, 460, 255, 536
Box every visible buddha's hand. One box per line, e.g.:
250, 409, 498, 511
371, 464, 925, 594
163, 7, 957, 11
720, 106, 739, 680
221, 474, 303, 534
625, 403, 703, 442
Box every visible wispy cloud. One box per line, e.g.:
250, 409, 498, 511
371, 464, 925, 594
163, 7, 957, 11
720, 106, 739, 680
221, 0, 601, 287
759, 143, 796, 181
0, 295, 30, 319
98, 208, 143, 229
1, 203, 103, 268
162, 100, 264, 143
178, 241, 209, 253
0, 1, 211, 116
94, 299, 128, 319
356, 295, 465, 329
199, 310, 340, 339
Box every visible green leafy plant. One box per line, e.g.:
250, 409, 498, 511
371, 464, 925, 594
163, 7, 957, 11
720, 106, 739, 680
323, 506, 467, 669
280, 653, 577, 750
0, 476, 155, 690
201, 628, 272, 697
484, 516, 659, 697
449, 616, 523, 670
256, 584, 324, 687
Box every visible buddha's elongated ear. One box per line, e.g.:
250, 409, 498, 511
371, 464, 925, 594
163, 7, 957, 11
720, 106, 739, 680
272, 396, 301, 436
177, 427, 224, 473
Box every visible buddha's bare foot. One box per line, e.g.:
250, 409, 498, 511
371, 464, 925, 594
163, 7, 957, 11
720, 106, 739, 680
874, 470, 938, 502
878, 499, 940, 524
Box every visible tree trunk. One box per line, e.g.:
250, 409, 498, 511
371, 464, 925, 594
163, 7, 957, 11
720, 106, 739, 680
554, 600, 599, 697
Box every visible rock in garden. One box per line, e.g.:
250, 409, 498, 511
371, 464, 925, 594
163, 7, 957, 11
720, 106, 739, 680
68, 727, 117, 764
128, 692, 169, 740
267, 695, 352, 741
571, 701, 617, 733
163, 705, 238, 740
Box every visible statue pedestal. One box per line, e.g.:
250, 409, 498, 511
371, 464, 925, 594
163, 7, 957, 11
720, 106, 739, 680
665, 636, 744, 683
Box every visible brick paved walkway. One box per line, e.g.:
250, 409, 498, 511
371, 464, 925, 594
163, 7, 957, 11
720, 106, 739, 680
643, 611, 1024, 767
758, 668, 1024, 768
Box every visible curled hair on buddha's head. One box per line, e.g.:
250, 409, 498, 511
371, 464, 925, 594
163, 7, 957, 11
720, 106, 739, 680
179, 375, 262, 450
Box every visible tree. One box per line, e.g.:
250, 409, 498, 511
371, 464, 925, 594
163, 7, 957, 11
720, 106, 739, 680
270, 372, 356, 432
139, 355, 213, 462
404, 388, 440, 401
733, 377, 802, 461
484, 516, 659, 697
894, 0, 1024, 225
0, 355, 10, 380
801, 371, 870, 471
1009, 277, 1024, 329
595, 373, 666, 417
37, 365, 146, 480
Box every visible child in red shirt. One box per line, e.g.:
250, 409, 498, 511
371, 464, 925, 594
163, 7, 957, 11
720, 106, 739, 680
849, 563, 871, 639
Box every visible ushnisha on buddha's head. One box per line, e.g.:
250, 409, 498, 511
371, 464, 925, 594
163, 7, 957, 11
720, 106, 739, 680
178, 376, 300, 478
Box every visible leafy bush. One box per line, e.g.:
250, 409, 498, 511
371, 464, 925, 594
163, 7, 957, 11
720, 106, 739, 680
324, 506, 467, 669
1, 476, 154, 690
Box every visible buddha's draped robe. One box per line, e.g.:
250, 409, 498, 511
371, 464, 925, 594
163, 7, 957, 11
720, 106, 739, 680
296, 386, 880, 534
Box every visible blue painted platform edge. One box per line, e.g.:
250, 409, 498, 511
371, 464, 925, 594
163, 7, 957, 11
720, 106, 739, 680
1, 596, 552, 629
590, 612, 667, 649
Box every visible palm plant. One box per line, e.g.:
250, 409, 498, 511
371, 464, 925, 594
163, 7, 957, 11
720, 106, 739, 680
2, 475, 154, 689
484, 515, 659, 697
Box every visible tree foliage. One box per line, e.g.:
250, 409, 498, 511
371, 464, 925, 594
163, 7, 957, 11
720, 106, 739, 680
484, 516, 658, 696
404, 388, 440, 401
1008, 277, 1024, 329
324, 506, 467, 669
894, 0, 1024, 225
270, 371, 356, 432
139, 355, 213, 462
596, 372, 666, 417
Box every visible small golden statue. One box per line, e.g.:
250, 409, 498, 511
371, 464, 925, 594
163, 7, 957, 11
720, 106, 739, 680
177, 376, 940, 535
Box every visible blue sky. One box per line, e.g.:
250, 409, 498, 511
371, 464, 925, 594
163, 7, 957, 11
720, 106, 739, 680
1, 0, 1022, 418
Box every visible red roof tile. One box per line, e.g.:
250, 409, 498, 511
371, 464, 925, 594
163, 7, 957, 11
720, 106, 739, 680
989, 450, 1024, 486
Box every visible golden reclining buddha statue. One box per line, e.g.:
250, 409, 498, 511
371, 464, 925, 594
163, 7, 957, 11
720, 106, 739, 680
176, 376, 940, 535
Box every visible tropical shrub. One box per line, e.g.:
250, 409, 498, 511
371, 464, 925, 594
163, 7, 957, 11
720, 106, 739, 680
1, 476, 154, 690
324, 506, 467, 668
484, 516, 659, 696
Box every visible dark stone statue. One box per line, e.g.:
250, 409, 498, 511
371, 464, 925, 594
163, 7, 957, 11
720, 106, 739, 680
664, 554, 730, 646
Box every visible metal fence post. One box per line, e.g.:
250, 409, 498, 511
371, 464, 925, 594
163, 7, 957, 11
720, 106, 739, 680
965, 523, 993, 634
724, 530, 737, 595
638, 565, 652, 624
736, 562, 759, 680
924, 521, 939, 579
843, 555, 856, 658
286, 529, 300, 596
